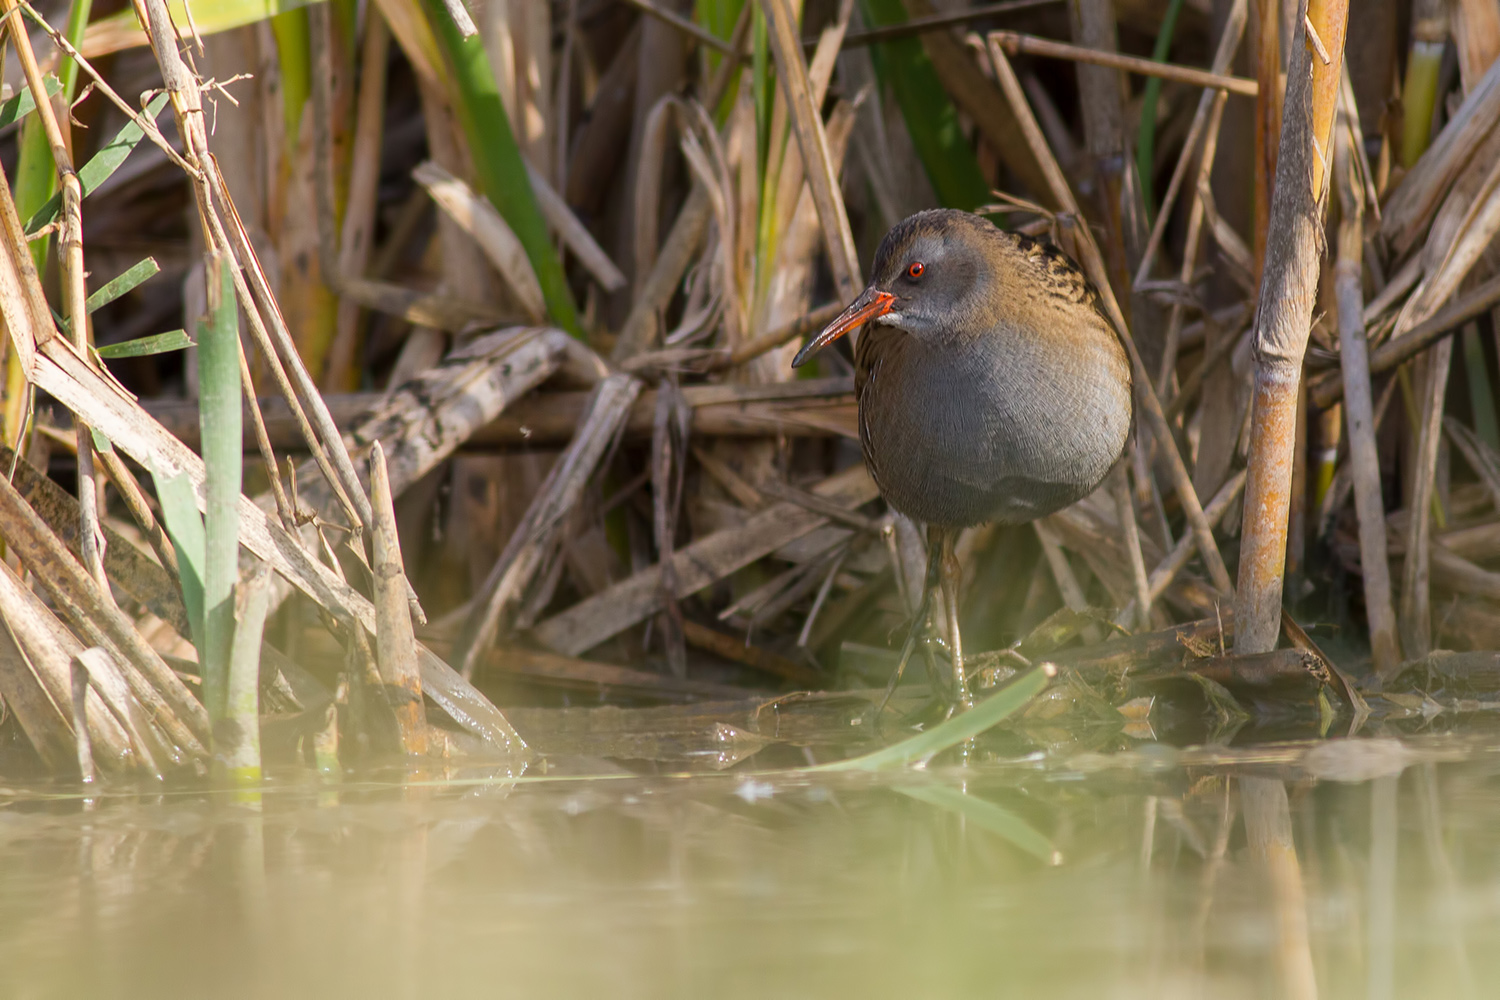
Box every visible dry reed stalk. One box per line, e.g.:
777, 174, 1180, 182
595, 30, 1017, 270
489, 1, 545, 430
1333, 110, 1400, 677
1033, 517, 1092, 626
1068, 0, 1133, 314
757, 0, 862, 299
532, 464, 879, 657
1453, 0, 1500, 91
1113, 462, 1152, 631
413, 160, 547, 320
1310, 273, 1500, 407
1379, 56, 1500, 257
137, 0, 366, 533
1156, 90, 1229, 394
3, 0, 107, 594
985, 37, 1235, 597
144, 377, 858, 453
455, 373, 641, 678
522, 161, 627, 292
904, 0, 1053, 199
1234, 0, 1349, 655
94, 445, 179, 578
0, 571, 97, 773
1132, 0, 1248, 288
1391, 154, 1500, 655
325, 9, 392, 393
1, 444, 190, 634
0, 466, 209, 754
1113, 470, 1246, 629
371, 441, 427, 754
989, 30, 1258, 95
257, 328, 571, 624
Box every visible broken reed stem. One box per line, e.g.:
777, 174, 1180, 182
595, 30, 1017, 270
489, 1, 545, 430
990, 30, 1258, 96
370, 441, 426, 754
985, 36, 1235, 598
199, 251, 243, 764
0, 466, 210, 751
1235, 0, 1349, 655
2, 0, 107, 593
1333, 120, 1400, 677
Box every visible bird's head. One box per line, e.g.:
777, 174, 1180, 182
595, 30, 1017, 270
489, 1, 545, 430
792, 209, 996, 367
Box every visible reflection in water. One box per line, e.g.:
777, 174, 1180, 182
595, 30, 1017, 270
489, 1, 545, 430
2, 736, 1499, 999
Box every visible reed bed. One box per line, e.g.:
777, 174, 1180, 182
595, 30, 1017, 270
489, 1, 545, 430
0, 0, 1496, 779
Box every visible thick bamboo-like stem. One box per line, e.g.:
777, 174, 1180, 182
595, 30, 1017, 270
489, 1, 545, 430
1251, 0, 1283, 284
370, 441, 426, 754
1235, 0, 1350, 655
986, 37, 1235, 597
2, 0, 107, 593
1332, 116, 1400, 677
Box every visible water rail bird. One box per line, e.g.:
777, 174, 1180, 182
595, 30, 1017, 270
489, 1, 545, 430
792, 209, 1133, 710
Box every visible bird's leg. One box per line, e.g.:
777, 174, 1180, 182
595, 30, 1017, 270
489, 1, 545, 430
937, 526, 973, 711
875, 535, 944, 719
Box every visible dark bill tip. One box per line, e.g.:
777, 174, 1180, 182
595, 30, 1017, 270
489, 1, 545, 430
790, 290, 896, 368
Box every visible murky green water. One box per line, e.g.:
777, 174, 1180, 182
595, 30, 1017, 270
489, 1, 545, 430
2, 716, 1498, 999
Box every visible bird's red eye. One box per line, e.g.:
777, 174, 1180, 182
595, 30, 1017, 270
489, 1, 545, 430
907, 262, 925, 279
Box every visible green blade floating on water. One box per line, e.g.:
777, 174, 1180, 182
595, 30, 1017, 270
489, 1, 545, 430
814, 664, 1054, 772
898, 785, 1059, 863
24, 93, 171, 235
87, 257, 161, 313
95, 329, 193, 359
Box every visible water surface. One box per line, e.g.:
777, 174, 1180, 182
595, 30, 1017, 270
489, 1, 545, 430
1, 711, 1497, 999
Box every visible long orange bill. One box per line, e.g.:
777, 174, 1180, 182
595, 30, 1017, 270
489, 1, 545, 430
791, 288, 896, 368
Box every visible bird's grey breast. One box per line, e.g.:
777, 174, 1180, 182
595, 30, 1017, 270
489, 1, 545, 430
856, 320, 1130, 526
